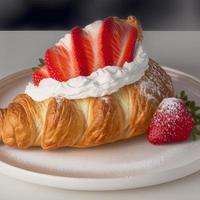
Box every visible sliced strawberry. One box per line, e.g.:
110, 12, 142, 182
33, 17, 138, 84
71, 26, 94, 76
46, 65, 64, 82
33, 65, 50, 86
117, 25, 137, 66
45, 45, 71, 81
98, 17, 138, 68
99, 17, 114, 67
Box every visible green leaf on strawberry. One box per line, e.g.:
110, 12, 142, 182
32, 67, 39, 71
179, 90, 200, 140
39, 58, 45, 66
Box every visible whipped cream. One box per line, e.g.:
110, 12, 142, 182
25, 42, 149, 101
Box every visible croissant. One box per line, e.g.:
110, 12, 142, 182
0, 59, 174, 149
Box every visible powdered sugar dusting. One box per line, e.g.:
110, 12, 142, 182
158, 97, 182, 113
55, 96, 65, 108
139, 78, 158, 101
101, 96, 110, 104
138, 59, 174, 103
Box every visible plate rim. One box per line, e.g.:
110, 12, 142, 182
0, 66, 200, 191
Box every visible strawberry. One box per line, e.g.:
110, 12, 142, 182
117, 24, 137, 66
32, 17, 138, 83
148, 97, 194, 145
33, 65, 50, 86
71, 26, 94, 76
99, 17, 114, 66
45, 45, 71, 81
98, 17, 137, 68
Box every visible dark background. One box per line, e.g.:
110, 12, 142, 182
0, 0, 200, 30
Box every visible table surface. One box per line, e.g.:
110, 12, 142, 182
0, 31, 200, 200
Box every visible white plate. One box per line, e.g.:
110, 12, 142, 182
0, 67, 200, 191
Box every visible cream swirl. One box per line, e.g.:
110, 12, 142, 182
25, 42, 149, 101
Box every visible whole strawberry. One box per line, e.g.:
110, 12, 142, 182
148, 97, 194, 145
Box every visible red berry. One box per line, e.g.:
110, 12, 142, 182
148, 97, 194, 145
33, 17, 138, 83
71, 26, 94, 76
33, 65, 50, 86
99, 17, 114, 66
98, 17, 138, 68
45, 46, 71, 81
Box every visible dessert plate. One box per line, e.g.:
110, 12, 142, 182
0, 67, 200, 191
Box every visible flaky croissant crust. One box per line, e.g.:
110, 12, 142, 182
0, 59, 174, 149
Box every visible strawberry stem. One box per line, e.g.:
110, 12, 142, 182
179, 90, 200, 140
32, 67, 38, 71
32, 58, 46, 72
39, 58, 45, 66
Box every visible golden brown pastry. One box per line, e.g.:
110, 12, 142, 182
0, 59, 174, 149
